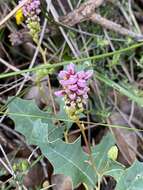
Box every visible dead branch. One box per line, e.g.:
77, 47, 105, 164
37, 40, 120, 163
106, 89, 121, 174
90, 13, 143, 40
60, 0, 105, 26
60, 0, 143, 40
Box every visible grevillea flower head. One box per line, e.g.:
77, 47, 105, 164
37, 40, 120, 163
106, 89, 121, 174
18, 0, 41, 42
55, 64, 93, 120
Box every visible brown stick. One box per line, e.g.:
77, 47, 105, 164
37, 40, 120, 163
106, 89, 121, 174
61, 0, 143, 40
90, 13, 143, 40
60, 0, 105, 26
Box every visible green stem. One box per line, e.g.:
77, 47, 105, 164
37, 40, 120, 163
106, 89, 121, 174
95, 72, 143, 107
0, 42, 143, 79
38, 45, 57, 115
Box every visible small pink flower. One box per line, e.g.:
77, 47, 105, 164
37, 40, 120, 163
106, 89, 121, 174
77, 89, 85, 95
77, 79, 86, 88
84, 86, 90, 92
69, 93, 76, 100
68, 84, 78, 91
83, 94, 88, 99
84, 70, 93, 80
67, 63, 75, 74
58, 71, 68, 78
60, 77, 77, 86
54, 90, 65, 97
77, 71, 85, 79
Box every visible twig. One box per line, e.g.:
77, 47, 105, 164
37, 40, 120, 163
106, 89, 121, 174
0, 145, 16, 177
90, 13, 143, 40
60, 0, 143, 40
0, 158, 13, 176
128, 0, 141, 34
60, 0, 105, 25
0, 57, 31, 80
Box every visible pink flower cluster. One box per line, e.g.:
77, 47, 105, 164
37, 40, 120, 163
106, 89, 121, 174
55, 64, 93, 117
22, 0, 41, 17
19, 0, 41, 42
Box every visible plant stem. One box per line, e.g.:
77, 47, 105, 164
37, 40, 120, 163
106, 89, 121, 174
39, 46, 57, 115
76, 119, 101, 190
1, 41, 143, 79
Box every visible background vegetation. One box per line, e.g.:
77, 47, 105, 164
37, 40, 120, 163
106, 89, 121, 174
1, 0, 143, 189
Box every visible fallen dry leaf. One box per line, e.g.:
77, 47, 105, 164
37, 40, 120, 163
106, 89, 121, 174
109, 112, 137, 166
23, 163, 45, 188
51, 174, 73, 190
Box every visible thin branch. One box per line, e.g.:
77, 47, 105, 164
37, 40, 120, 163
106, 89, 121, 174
90, 13, 143, 40
60, 0, 143, 40
60, 0, 105, 25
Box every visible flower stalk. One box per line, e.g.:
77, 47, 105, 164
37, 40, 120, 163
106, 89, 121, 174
55, 64, 101, 189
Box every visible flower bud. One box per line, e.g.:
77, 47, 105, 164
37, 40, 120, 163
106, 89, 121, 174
107, 145, 118, 161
